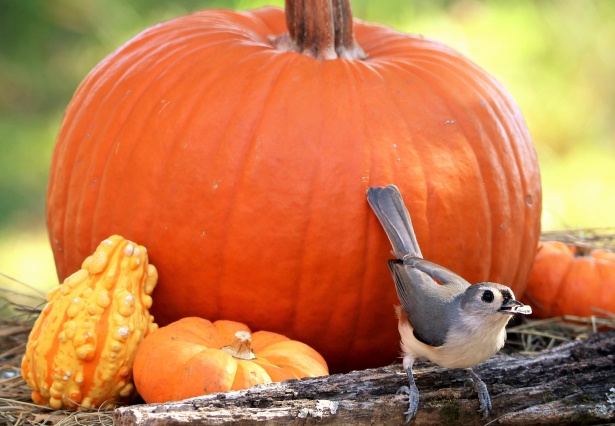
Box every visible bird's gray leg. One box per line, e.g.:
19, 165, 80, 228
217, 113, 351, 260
397, 356, 419, 422
466, 368, 492, 419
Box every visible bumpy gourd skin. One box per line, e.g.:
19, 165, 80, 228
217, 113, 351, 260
21, 235, 158, 409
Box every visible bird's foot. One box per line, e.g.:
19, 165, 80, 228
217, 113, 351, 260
396, 384, 419, 422
466, 369, 492, 420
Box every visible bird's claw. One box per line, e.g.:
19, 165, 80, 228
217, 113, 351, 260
396, 384, 419, 423
396, 385, 410, 395
467, 376, 492, 420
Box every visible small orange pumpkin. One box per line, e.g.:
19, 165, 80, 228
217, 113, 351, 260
522, 241, 615, 318
132, 317, 329, 404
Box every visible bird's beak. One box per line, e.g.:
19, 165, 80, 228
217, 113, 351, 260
498, 299, 532, 315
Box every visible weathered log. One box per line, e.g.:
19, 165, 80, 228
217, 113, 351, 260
115, 331, 615, 425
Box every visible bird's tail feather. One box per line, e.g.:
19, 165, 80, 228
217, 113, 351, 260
366, 185, 422, 259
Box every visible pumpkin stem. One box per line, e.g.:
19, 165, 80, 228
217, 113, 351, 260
222, 331, 257, 360
272, 0, 367, 61
573, 244, 592, 257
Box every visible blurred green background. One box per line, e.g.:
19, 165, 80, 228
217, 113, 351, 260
1, 0, 614, 297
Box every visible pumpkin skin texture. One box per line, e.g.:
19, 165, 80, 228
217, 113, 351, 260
522, 241, 615, 318
132, 317, 329, 403
21, 235, 158, 409
46, 7, 542, 372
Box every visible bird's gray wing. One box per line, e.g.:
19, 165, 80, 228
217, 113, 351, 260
403, 257, 471, 288
367, 186, 422, 258
389, 259, 462, 347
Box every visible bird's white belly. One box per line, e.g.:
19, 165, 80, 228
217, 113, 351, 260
399, 315, 510, 369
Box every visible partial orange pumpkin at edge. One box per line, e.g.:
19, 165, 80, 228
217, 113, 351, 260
522, 241, 615, 318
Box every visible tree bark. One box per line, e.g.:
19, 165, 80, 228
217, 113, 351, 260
115, 331, 615, 425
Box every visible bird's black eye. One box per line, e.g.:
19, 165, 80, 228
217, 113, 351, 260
482, 290, 494, 303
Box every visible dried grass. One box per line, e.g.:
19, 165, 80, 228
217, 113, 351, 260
505, 313, 615, 354
0, 228, 613, 425
540, 226, 615, 251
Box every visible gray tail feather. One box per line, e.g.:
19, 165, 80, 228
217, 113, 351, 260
366, 185, 423, 259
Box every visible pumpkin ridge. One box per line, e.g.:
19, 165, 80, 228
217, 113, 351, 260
345, 62, 376, 358
68, 39, 183, 250
465, 62, 533, 287
556, 258, 589, 316
525, 241, 576, 318
212, 320, 252, 347
129, 35, 271, 272
220, 52, 320, 331
543, 249, 574, 316
353, 26, 398, 57
400, 57, 493, 278
345, 63, 398, 356
49, 82, 101, 264
165, 319, 213, 346
67, 84, 135, 256
437, 62, 500, 277
433, 65, 496, 279
47, 32, 134, 253
486, 70, 539, 290
254, 350, 327, 378
430, 58, 521, 283
258, 340, 328, 370
87, 37, 221, 242
250, 330, 289, 351
73, 20, 237, 258
352, 60, 417, 356
597, 254, 615, 309
405, 39, 536, 287
251, 357, 297, 381
214, 53, 306, 324
287, 62, 327, 337
232, 9, 283, 40
231, 359, 271, 390
191, 9, 273, 43
340, 64, 372, 352
290, 175, 316, 338
492, 86, 537, 290
114, 38, 240, 242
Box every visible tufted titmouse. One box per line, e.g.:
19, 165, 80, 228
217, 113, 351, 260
367, 185, 531, 421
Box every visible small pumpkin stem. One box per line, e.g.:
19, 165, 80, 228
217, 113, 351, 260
272, 0, 367, 61
222, 331, 256, 360
574, 244, 592, 257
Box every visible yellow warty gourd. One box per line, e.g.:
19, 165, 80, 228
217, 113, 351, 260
21, 235, 158, 409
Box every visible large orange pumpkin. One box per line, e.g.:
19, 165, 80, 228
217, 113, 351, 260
46, 1, 541, 372
522, 241, 615, 318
